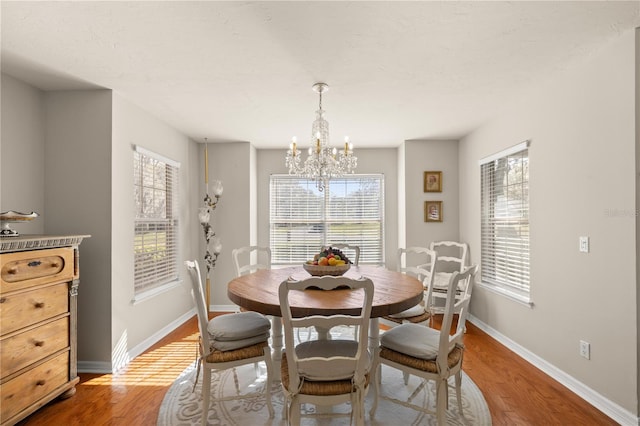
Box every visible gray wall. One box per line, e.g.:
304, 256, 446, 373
44, 90, 113, 367
1, 80, 201, 372
459, 29, 638, 414
204, 142, 253, 310
1, 74, 45, 235
401, 139, 460, 253
636, 27, 640, 422
111, 93, 199, 370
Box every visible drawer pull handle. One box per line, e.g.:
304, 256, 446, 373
34, 302, 45, 309
7, 268, 17, 275
28, 260, 42, 267
36, 380, 46, 386
34, 340, 45, 347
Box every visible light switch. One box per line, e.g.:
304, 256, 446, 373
579, 236, 589, 253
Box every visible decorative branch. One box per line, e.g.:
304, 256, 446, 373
200, 140, 223, 311
199, 186, 223, 274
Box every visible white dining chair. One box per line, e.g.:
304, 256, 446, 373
371, 264, 478, 425
426, 241, 470, 319
322, 243, 360, 265
185, 260, 274, 425
279, 274, 374, 426
232, 245, 271, 277
381, 247, 436, 327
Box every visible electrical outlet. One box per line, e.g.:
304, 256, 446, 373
579, 236, 589, 253
579, 340, 590, 359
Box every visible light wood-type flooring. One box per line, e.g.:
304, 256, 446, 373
16, 314, 617, 425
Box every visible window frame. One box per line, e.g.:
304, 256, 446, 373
478, 140, 531, 306
132, 145, 180, 302
269, 174, 385, 266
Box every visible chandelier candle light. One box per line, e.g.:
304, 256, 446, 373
199, 138, 223, 311
286, 82, 357, 191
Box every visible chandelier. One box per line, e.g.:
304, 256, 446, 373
285, 82, 357, 191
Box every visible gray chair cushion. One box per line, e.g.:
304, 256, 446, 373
207, 311, 271, 341
380, 323, 441, 360
210, 332, 270, 351
389, 304, 426, 319
294, 340, 371, 381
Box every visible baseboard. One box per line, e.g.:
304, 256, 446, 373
77, 360, 112, 374
123, 308, 197, 370
468, 314, 638, 426
210, 304, 238, 312
78, 308, 196, 374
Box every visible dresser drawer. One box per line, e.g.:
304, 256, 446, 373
1, 248, 74, 294
0, 282, 69, 336
0, 351, 69, 423
1, 317, 69, 378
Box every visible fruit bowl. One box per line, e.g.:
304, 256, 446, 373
303, 263, 351, 276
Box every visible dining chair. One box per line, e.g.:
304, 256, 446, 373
426, 241, 470, 319
322, 243, 360, 265
381, 247, 436, 327
371, 264, 478, 425
279, 275, 374, 426
232, 245, 271, 317
232, 245, 271, 277
314, 244, 361, 340
185, 260, 274, 425
428, 241, 468, 284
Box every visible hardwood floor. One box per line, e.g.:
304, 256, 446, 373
17, 314, 617, 425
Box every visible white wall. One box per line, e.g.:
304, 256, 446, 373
459, 30, 637, 415
1, 74, 45, 234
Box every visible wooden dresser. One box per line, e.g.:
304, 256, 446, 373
0, 235, 89, 426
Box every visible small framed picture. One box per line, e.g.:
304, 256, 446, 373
424, 201, 443, 222
424, 171, 442, 192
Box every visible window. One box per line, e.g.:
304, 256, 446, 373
270, 175, 384, 265
133, 145, 180, 297
480, 141, 530, 304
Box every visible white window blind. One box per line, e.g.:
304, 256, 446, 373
270, 175, 384, 265
480, 141, 530, 301
133, 146, 180, 296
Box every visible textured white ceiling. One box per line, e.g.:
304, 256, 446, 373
2, 1, 639, 148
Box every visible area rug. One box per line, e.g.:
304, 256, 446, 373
158, 356, 491, 425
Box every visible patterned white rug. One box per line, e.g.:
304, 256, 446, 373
158, 358, 491, 425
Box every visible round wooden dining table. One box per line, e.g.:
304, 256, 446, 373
227, 265, 424, 378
